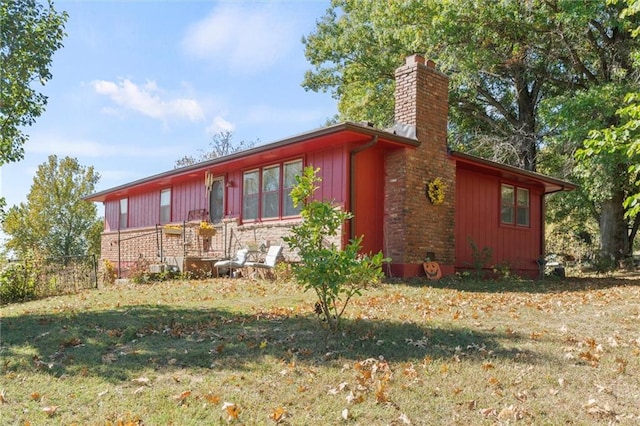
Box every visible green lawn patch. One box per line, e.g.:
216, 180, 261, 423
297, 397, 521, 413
2, 276, 639, 424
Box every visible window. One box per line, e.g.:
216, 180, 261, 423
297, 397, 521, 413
119, 198, 128, 229
262, 165, 280, 218
242, 159, 303, 221
283, 161, 303, 216
516, 187, 530, 226
500, 184, 529, 227
243, 170, 259, 221
501, 185, 514, 224
160, 188, 171, 224
209, 179, 224, 224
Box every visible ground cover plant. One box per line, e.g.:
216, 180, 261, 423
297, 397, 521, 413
1, 274, 639, 424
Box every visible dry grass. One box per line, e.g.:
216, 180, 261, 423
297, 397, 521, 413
1, 274, 640, 425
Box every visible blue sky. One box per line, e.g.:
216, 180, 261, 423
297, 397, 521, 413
1, 0, 337, 211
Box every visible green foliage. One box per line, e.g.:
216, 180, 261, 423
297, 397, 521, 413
467, 238, 493, 278
303, 1, 638, 171
283, 166, 388, 330
578, 92, 640, 216
2, 155, 101, 260
0, 0, 68, 165
0, 262, 36, 304
304, 0, 639, 262
174, 131, 257, 168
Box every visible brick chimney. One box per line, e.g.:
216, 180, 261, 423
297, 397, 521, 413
384, 54, 455, 277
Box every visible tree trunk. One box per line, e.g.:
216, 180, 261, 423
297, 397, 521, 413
599, 190, 629, 262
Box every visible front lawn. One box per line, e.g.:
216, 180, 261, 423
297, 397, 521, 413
2, 275, 639, 424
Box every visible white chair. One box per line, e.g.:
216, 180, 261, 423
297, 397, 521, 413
245, 245, 283, 278
214, 249, 249, 277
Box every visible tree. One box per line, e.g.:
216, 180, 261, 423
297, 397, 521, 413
283, 166, 387, 331
174, 131, 257, 168
2, 155, 101, 260
302, 0, 639, 261
574, 0, 640, 261
0, 0, 68, 166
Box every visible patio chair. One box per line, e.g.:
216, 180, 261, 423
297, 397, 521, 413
245, 245, 283, 279
214, 248, 249, 277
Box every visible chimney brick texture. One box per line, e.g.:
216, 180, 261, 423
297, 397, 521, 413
384, 55, 456, 267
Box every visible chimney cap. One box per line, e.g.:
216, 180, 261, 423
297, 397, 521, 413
404, 54, 436, 69
405, 54, 425, 65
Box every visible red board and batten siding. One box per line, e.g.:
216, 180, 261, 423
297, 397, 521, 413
352, 145, 385, 255
172, 180, 208, 223
104, 201, 119, 231
455, 167, 544, 278
307, 145, 348, 206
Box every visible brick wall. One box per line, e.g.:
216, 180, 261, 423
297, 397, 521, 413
100, 218, 343, 277
385, 55, 456, 274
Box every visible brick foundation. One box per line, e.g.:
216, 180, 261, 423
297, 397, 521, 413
99, 218, 342, 278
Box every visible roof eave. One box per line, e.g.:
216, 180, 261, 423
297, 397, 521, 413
450, 150, 577, 194
84, 122, 418, 202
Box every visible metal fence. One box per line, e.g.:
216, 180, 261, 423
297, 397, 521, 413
4, 255, 98, 301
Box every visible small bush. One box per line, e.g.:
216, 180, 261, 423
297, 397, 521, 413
128, 257, 151, 284
101, 259, 117, 287
0, 262, 36, 304
467, 238, 493, 278
284, 167, 388, 331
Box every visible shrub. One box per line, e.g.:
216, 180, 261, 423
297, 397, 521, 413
101, 259, 117, 287
283, 167, 388, 331
128, 257, 151, 284
468, 237, 493, 278
0, 262, 36, 304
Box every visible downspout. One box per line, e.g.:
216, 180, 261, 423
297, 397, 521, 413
349, 136, 379, 240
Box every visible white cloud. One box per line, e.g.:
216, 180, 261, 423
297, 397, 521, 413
206, 116, 235, 135
182, 4, 296, 72
91, 78, 205, 122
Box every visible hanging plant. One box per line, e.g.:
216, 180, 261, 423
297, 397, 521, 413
426, 177, 446, 205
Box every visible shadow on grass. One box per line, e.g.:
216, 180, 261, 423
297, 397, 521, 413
404, 273, 640, 294
2, 304, 543, 382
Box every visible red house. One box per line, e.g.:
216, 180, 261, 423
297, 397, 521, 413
86, 55, 575, 279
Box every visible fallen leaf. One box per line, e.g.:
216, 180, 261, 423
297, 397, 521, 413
222, 402, 240, 421
398, 413, 411, 424
269, 406, 287, 423
346, 391, 364, 404
204, 393, 220, 404
498, 405, 515, 420
0, 390, 7, 404
480, 407, 496, 417
375, 381, 389, 404
131, 377, 151, 386
341, 408, 349, 420
175, 390, 191, 402
43, 406, 58, 417
102, 353, 117, 364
